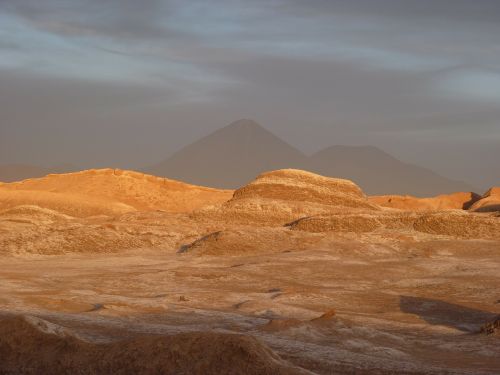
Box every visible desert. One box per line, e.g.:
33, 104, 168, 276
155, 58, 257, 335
2, 1, 500, 373
0, 168, 499, 374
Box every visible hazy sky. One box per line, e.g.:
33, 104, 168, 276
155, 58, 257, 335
0, 0, 499, 189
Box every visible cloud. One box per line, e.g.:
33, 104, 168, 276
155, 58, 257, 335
2, 0, 499, 80
436, 68, 500, 103
0, 0, 175, 40
0, 0, 498, 186
284, 0, 500, 25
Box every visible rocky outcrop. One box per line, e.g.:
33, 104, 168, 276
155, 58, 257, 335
469, 187, 500, 212
0, 315, 307, 375
480, 315, 500, 335
412, 211, 500, 239
289, 213, 384, 233
290, 209, 500, 240
179, 227, 324, 256
0, 208, 208, 255
196, 169, 379, 225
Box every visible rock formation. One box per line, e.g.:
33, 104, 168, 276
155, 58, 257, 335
0, 315, 307, 375
196, 169, 379, 225
179, 227, 324, 256
469, 187, 500, 212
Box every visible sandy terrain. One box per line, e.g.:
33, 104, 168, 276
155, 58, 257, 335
369, 192, 481, 211
0, 168, 233, 217
0, 169, 499, 374
470, 187, 500, 213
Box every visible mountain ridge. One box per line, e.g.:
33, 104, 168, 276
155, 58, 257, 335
146, 119, 476, 196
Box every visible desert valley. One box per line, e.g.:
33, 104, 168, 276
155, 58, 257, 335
0, 164, 499, 374
2, 1, 500, 373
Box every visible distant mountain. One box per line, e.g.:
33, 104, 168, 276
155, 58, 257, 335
146, 119, 476, 195
308, 145, 476, 196
147, 119, 307, 188
0, 164, 78, 183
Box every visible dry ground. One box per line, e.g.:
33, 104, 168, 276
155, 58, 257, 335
1, 169, 499, 374
1, 237, 499, 374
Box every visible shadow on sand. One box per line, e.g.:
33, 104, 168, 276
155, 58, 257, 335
473, 204, 500, 213
462, 193, 482, 209
399, 296, 498, 332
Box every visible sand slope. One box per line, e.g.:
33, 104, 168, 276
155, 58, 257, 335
369, 191, 480, 211
0, 169, 233, 217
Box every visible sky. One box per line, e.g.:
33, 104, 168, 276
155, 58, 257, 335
0, 0, 499, 189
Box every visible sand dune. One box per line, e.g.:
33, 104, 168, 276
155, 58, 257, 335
369, 191, 480, 211
0, 315, 306, 375
0, 168, 233, 217
469, 187, 500, 212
